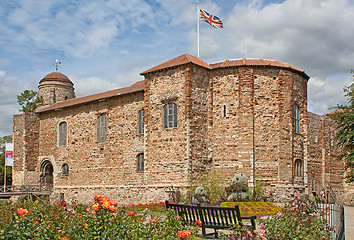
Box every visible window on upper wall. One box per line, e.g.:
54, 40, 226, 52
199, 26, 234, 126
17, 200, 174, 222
58, 121, 67, 147
294, 159, 303, 177
97, 114, 107, 142
292, 104, 300, 133
137, 153, 144, 172
62, 163, 69, 176
138, 109, 145, 135
163, 103, 177, 128
223, 104, 228, 117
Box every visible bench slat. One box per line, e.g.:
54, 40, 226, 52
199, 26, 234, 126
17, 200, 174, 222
165, 201, 256, 237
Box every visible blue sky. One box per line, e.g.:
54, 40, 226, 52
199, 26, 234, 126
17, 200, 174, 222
0, 0, 353, 136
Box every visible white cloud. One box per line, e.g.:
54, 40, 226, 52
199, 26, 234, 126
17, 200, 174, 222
219, 0, 354, 77
0, 0, 354, 136
308, 74, 353, 114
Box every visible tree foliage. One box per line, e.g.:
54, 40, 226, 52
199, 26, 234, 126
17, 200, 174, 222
0, 135, 13, 186
328, 74, 354, 182
17, 90, 42, 112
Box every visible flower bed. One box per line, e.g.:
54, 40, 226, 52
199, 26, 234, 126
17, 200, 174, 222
0, 196, 198, 240
0, 195, 332, 240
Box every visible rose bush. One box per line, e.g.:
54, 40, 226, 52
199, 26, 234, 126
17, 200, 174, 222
0, 197, 198, 240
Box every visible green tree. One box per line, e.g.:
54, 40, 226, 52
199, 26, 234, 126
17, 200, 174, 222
17, 90, 42, 112
0, 135, 13, 186
328, 72, 354, 182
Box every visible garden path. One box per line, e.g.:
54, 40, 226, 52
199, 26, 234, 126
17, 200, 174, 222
345, 205, 354, 238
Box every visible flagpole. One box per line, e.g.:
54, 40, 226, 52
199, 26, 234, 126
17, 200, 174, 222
197, 5, 200, 58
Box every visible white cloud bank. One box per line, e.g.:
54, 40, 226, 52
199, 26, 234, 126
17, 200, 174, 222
0, 0, 353, 136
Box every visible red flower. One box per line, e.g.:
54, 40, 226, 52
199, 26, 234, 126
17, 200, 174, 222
17, 208, 29, 216
60, 237, 69, 240
128, 211, 135, 215
178, 230, 191, 238
77, 213, 82, 217
195, 220, 202, 226
92, 204, 100, 211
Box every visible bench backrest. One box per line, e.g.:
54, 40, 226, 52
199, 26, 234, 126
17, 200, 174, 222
165, 201, 242, 228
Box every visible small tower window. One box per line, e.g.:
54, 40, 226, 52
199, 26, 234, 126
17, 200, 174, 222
58, 121, 67, 147
62, 163, 69, 176
294, 159, 303, 177
97, 114, 107, 142
137, 153, 144, 172
292, 104, 300, 133
138, 109, 145, 135
223, 105, 228, 117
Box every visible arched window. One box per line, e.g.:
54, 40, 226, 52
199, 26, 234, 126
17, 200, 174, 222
62, 163, 69, 176
163, 103, 177, 128
97, 114, 107, 142
58, 121, 67, 146
292, 104, 300, 133
137, 153, 144, 172
294, 159, 303, 177
138, 109, 145, 135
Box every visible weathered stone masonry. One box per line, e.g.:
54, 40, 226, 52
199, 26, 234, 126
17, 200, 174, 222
12, 54, 352, 204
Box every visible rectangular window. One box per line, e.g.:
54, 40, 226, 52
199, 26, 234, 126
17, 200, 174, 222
58, 122, 67, 146
97, 114, 107, 142
163, 103, 177, 128
292, 104, 300, 133
223, 104, 227, 117
138, 109, 145, 135
137, 153, 144, 172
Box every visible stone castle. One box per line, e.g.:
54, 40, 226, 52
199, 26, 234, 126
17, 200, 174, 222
12, 54, 354, 204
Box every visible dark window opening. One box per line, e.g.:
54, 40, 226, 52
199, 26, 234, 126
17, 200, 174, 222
62, 163, 69, 176
137, 153, 144, 172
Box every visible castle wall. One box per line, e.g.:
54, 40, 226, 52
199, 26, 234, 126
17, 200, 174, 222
144, 66, 189, 187
38, 92, 146, 203
307, 112, 347, 203
188, 65, 210, 173
209, 68, 254, 183
12, 112, 39, 185
253, 69, 283, 184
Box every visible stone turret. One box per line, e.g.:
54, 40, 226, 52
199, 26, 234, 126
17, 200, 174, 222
37, 72, 75, 111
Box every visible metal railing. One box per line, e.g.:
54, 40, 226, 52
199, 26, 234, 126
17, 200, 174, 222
317, 203, 345, 240
0, 185, 52, 194
312, 186, 345, 240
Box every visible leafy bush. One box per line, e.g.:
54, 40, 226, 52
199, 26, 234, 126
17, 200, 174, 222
0, 197, 198, 240
185, 167, 229, 203
250, 180, 266, 202
258, 195, 331, 240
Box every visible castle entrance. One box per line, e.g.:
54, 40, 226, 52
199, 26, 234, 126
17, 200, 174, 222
40, 160, 53, 191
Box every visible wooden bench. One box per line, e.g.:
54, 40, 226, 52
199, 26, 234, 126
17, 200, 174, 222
165, 201, 256, 238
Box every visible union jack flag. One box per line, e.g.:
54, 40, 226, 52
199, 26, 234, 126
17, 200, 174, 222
200, 8, 223, 29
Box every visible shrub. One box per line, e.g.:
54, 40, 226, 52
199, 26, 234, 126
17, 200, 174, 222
185, 167, 229, 203
259, 195, 331, 240
0, 197, 198, 240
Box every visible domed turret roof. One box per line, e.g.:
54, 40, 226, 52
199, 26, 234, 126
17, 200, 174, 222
40, 72, 73, 84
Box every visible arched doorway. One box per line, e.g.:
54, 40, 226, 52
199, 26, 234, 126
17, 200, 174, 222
40, 160, 53, 191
